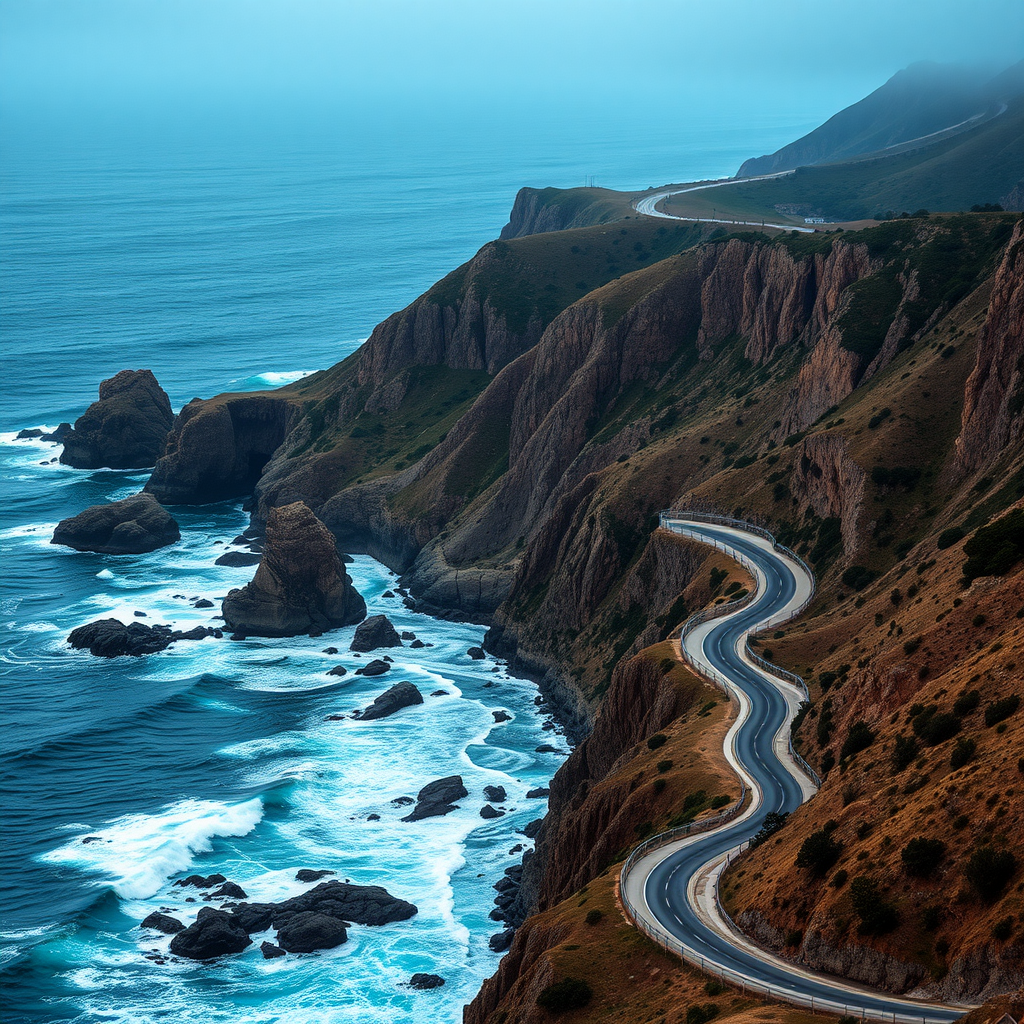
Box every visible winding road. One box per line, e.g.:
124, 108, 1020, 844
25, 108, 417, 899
632, 172, 816, 233
620, 515, 969, 1023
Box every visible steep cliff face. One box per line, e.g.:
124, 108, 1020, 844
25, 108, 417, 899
790, 435, 866, 557
499, 186, 631, 239
955, 220, 1024, 475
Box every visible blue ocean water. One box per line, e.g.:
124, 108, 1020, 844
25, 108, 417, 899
0, 102, 816, 1022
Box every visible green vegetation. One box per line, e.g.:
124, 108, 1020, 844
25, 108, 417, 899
891, 733, 920, 773
850, 876, 901, 935
985, 696, 1021, 727
910, 704, 961, 745
840, 721, 876, 762
964, 847, 1017, 901
901, 837, 946, 877
749, 811, 789, 847
962, 509, 1024, 583
796, 821, 842, 877
536, 977, 593, 1012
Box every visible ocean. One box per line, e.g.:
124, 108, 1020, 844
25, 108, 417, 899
0, 99, 817, 1022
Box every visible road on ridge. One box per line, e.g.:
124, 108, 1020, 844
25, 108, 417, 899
624, 520, 968, 1023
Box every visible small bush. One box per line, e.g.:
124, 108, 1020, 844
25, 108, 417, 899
710, 795, 731, 809
705, 980, 725, 997
656, 759, 673, 773
850, 876, 900, 934
796, 822, 842, 877
964, 846, 1017, 901
950, 737, 977, 769
953, 690, 981, 716
831, 868, 849, 888
842, 565, 877, 591
912, 706, 961, 745
922, 905, 943, 931
647, 733, 668, 750
962, 509, 1024, 583
653, 778, 667, 795
536, 977, 593, 1013
840, 721, 876, 762
972, 614, 987, 627
891, 734, 919, 773
749, 811, 789, 847
686, 1004, 720, 1024
901, 837, 946, 878
985, 696, 1021, 727
585, 909, 604, 926
903, 636, 922, 656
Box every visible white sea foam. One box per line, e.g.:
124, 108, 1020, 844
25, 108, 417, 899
42, 797, 264, 899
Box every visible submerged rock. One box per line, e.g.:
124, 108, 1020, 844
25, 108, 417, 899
327, 665, 348, 677
169, 908, 252, 960
68, 619, 216, 658
275, 912, 347, 953
141, 912, 184, 934
492, 710, 512, 723
401, 776, 468, 822
409, 639, 426, 649
409, 973, 445, 989
350, 614, 402, 653
356, 682, 423, 721
526, 787, 550, 799
60, 369, 174, 469
222, 503, 366, 637
51, 493, 180, 555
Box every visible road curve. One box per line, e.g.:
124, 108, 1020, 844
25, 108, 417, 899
621, 516, 969, 1023
633, 171, 815, 233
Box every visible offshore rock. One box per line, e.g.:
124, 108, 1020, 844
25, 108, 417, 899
355, 659, 390, 677
222, 503, 365, 637
141, 912, 184, 934
275, 912, 347, 954
51, 493, 180, 555
350, 614, 402, 652
169, 908, 252, 960
401, 776, 468, 822
356, 681, 423, 721
61, 369, 174, 469
409, 973, 445, 989
68, 619, 216, 658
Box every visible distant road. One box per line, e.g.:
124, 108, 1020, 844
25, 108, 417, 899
633, 171, 815, 232
620, 515, 970, 1024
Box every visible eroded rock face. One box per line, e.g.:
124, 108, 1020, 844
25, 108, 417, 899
955, 219, 1024, 475
146, 394, 296, 504
61, 370, 174, 469
356, 681, 423, 721
790, 435, 866, 557
52, 493, 180, 555
222, 503, 365, 637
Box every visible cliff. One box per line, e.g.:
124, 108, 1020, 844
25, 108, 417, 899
499, 186, 633, 239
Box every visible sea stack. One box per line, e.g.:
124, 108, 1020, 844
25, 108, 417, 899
52, 493, 180, 555
60, 369, 174, 469
222, 502, 366, 637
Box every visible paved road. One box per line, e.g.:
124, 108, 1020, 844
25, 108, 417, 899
633, 171, 815, 232
626, 520, 967, 1023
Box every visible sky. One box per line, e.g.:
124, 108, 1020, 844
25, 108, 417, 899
2, 0, 1022, 130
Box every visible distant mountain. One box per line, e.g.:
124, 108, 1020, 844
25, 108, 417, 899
737, 59, 1024, 178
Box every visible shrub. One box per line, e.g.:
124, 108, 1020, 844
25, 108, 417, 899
686, 1004, 720, 1024
952, 690, 981, 716
653, 778, 667, 795
962, 509, 1024, 583
705, 980, 725, 997
850, 876, 901, 934
818, 670, 838, 692
937, 527, 965, 549
536, 977, 593, 1012
831, 868, 849, 888
912, 706, 961, 745
901, 837, 946, 878
972, 614, 987, 627
750, 811, 789, 848
585, 909, 604, 926
950, 737, 977, 769
840, 721, 876, 762
922, 905, 943, 930
796, 822, 842, 877
891, 734, 920, 773
656, 759, 673, 773
903, 636, 922, 656
710, 795, 731, 809
985, 696, 1021, 727
842, 565, 877, 591
964, 846, 1017, 901
647, 733, 667, 750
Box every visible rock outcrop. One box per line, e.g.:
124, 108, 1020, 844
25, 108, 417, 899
60, 370, 174, 469
68, 619, 217, 657
401, 776, 468, 822
222, 503, 365, 637
169, 908, 252, 960
356, 681, 423, 720
146, 394, 296, 504
350, 614, 401, 652
275, 912, 347, 953
499, 186, 624, 239
954, 219, 1024, 475
790, 435, 866, 556
51, 493, 180, 555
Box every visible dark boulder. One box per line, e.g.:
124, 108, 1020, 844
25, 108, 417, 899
355, 659, 390, 677
409, 973, 445, 989
322, 646, 339, 655
480, 805, 503, 819
483, 785, 506, 803
522, 819, 543, 839
210, 882, 247, 899
228, 903, 276, 934
400, 631, 416, 640
68, 619, 216, 658
467, 646, 486, 660
141, 912, 184, 934
526, 787, 550, 799
275, 912, 347, 953
45, 422, 74, 442
61, 369, 174, 469
431, 690, 448, 697
409, 639, 426, 649
215, 551, 262, 567
295, 869, 335, 883
16, 428, 44, 439
273, 880, 417, 927
489, 929, 515, 952
261, 941, 286, 959
492, 710, 512, 723
357, 682, 423, 721
169, 907, 251, 960
193, 598, 214, 609
401, 776, 468, 822
175, 873, 226, 888
52, 493, 180, 555
222, 503, 366, 637
350, 614, 402, 653
382, 590, 395, 599
327, 666, 348, 677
